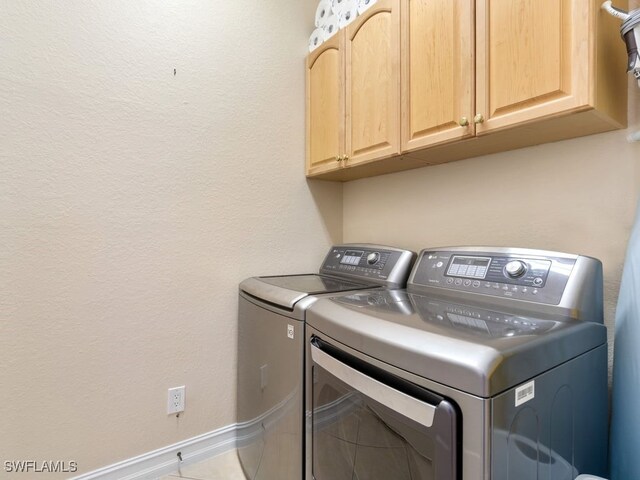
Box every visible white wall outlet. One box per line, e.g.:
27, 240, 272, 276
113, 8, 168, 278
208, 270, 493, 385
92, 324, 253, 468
167, 386, 185, 415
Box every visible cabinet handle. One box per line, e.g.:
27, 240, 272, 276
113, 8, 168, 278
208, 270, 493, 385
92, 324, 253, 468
474, 114, 485, 124
343, 155, 349, 163
459, 117, 469, 127
335, 155, 341, 163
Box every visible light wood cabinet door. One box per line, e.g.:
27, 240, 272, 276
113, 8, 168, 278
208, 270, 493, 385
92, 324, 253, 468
344, 0, 401, 167
306, 34, 344, 176
475, 0, 589, 134
401, 0, 475, 152
306, 0, 626, 181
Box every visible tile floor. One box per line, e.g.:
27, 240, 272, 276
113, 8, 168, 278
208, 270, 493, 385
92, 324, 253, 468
161, 449, 246, 480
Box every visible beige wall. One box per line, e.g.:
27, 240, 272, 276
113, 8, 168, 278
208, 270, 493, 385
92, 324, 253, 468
0, 1, 340, 477
344, 82, 640, 372
2, 0, 639, 476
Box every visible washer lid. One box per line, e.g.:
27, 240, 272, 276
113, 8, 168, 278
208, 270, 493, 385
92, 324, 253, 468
306, 290, 606, 397
240, 274, 372, 310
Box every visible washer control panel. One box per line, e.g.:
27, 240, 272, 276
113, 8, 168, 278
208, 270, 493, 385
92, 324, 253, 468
411, 249, 577, 305
320, 245, 415, 287
444, 254, 552, 288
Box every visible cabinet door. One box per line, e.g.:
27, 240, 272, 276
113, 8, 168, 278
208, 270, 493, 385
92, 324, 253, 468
401, 0, 475, 152
475, 0, 589, 134
306, 34, 344, 176
344, 0, 400, 167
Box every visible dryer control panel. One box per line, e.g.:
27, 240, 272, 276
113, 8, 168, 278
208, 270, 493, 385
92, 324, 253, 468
410, 248, 582, 306
320, 244, 416, 289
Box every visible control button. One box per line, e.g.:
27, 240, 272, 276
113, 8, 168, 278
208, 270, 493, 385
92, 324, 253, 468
532, 289, 538, 295
455, 279, 463, 286
436, 261, 444, 268
335, 253, 341, 258
464, 280, 472, 286
493, 284, 500, 289
484, 282, 491, 288
502, 285, 509, 291
367, 252, 380, 265
522, 288, 528, 293
533, 277, 543, 287
472, 281, 480, 288
505, 260, 527, 278
446, 278, 453, 284
511, 286, 518, 292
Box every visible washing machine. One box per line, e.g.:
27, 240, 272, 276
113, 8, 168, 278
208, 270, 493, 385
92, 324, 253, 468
236, 244, 415, 480
305, 246, 608, 480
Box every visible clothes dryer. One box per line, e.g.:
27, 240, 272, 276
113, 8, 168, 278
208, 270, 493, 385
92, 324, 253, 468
306, 247, 607, 480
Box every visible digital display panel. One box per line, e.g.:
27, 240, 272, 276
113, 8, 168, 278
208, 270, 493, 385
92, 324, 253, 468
341, 250, 364, 265
446, 256, 492, 279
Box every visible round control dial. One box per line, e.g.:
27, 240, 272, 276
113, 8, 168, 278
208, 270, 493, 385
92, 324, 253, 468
367, 252, 380, 265
504, 260, 527, 278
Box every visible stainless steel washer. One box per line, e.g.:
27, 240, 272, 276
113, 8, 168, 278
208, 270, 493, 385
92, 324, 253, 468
236, 244, 415, 480
306, 246, 608, 480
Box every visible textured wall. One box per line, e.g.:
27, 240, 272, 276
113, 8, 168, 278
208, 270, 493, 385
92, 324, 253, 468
0, 0, 340, 476
343, 80, 640, 374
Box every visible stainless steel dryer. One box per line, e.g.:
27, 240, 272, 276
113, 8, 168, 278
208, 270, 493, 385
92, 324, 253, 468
305, 247, 608, 480
236, 244, 415, 480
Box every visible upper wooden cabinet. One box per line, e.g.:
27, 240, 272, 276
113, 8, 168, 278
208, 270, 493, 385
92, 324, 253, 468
476, 0, 598, 134
306, 34, 344, 176
401, 0, 475, 150
306, 0, 628, 181
306, 0, 401, 174
345, 0, 401, 167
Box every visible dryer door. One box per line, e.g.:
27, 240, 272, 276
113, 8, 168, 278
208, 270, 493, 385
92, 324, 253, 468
310, 337, 460, 480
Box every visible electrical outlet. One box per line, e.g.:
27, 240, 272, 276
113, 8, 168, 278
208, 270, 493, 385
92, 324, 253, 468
167, 386, 185, 415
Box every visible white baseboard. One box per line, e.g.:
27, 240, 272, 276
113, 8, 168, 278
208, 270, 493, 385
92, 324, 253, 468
72, 393, 297, 480
71, 424, 238, 480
